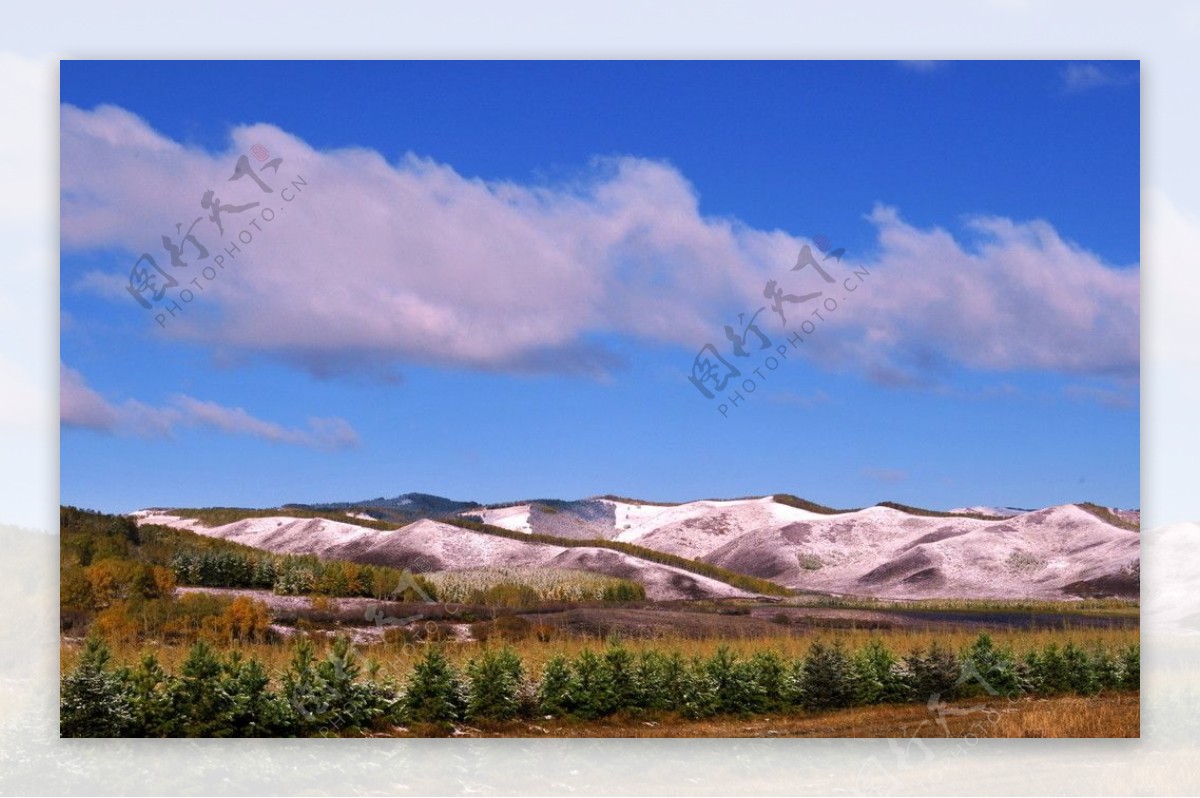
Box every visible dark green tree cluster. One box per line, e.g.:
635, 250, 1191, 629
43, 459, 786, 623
169, 550, 436, 600
62, 636, 397, 737
61, 634, 1141, 736
169, 550, 276, 589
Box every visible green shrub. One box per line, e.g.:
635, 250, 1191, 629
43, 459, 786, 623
603, 644, 639, 713
316, 637, 398, 731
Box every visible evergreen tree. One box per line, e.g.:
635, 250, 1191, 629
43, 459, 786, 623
680, 656, 718, 720
633, 650, 670, 712
1062, 642, 1098, 695
800, 641, 856, 711
852, 638, 909, 705
602, 644, 638, 714
223, 652, 295, 736
402, 647, 465, 724
745, 650, 789, 714
315, 636, 396, 730
126, 653, 175, 736
1034, 643, 1072, 695
60, 636, 134, 737
571, 649, 617, 719
1090, 645, 1123, 692
961, 634, 1021, 698
537, 654, 574, 717
704, 646, 748, 715
281, 637, 331, 732
1120, 644, 1140, 691
168, 639, 236, 736
466, 647, 525, 721
903, 642, 961, 702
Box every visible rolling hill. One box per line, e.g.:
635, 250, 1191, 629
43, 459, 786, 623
134, 492, 1140, 601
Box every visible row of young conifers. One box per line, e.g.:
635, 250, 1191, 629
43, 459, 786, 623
61, 633, 1139, 736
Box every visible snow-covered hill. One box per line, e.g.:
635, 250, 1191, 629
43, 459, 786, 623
136, 493, 1140, 601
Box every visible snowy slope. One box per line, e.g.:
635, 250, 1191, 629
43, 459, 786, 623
135, 513, 754, 601
701, 504, 1139, 599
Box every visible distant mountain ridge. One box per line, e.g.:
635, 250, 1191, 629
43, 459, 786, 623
285, 492, 481, 523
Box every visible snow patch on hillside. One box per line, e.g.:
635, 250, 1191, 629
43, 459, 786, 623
612, 496, 846, 551
464, 505, 532, 533
949, 506, 1024, 518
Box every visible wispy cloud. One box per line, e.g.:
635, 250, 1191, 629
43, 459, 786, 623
861, 467, 908, 484
1063, 382, 1138, 410
766, 389, 831, 409
61, 104, 1138, 391
60, 363, 360, 449
1062, 62, 1139, 92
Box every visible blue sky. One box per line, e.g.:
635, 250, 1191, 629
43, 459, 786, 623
60, 60, 1140, 513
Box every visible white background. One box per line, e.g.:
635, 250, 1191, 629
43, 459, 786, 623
1, 1, 1197, 794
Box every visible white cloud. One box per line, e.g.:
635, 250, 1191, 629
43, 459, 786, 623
61, 104, 1139, 389
812, 206, 1139, 386
60, 363, 359, 450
